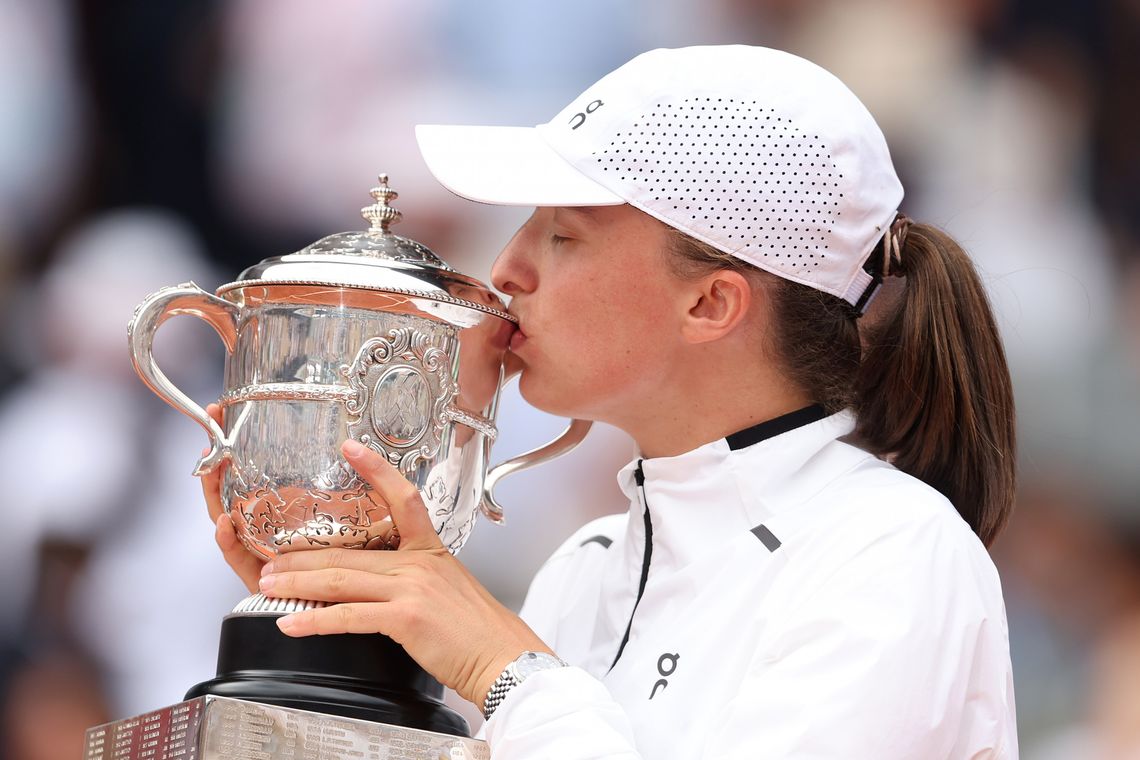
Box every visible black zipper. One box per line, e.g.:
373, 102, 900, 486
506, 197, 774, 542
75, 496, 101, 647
610, 459, 653, 671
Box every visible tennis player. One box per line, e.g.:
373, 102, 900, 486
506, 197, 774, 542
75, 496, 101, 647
207, 45, 1018, 758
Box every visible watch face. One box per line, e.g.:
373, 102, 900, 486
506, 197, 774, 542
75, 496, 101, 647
513, 652, 564, 680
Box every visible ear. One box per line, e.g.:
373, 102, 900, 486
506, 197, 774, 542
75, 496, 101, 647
680, 270, 754, 344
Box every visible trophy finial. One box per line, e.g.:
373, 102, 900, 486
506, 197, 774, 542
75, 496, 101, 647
361, 174, 402, 233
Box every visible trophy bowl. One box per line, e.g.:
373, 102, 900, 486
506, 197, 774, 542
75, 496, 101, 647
128, 176, 585, 571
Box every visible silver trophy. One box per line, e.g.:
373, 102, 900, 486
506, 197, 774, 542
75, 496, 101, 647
86, 176, 590, 758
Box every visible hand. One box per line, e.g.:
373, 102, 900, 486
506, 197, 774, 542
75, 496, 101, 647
200, 402, 264, 593
257, 439, 554, 707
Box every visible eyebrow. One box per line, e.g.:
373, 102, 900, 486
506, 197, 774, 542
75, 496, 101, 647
552, 207, 602, 231
558, 206, 599, 220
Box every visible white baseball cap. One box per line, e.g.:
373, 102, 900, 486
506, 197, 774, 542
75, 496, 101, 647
416, 45, 903, 305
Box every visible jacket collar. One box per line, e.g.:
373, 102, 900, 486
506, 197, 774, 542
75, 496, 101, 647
724, 404, 829, 450
616, 408, 860, 572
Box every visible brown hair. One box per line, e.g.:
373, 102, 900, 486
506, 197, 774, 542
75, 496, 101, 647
667, 225, 1016, 547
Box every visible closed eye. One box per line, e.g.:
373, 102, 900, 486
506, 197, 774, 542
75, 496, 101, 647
550, 234, 571, 246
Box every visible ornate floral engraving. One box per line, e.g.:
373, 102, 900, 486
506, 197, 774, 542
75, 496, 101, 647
220, 382, 355, 407
426, 476, 472, 555
342, 327, 458, 474
229, 481, 400, 559
442, 406, 498, 442
427, 476, 458, 522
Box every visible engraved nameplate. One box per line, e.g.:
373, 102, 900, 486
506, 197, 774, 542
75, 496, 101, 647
84, 697, 488, 760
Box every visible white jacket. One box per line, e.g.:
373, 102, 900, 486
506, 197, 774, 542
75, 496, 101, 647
485, 409, 1018, 758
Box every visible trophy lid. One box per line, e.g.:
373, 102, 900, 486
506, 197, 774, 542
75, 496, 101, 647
217, 175, 513, 322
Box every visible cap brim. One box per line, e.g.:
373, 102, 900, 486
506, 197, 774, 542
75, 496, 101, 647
415, 124, 624, 207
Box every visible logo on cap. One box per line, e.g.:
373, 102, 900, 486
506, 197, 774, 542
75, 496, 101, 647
569, 99, 604, 130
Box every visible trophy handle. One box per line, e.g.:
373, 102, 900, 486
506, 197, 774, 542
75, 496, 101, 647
128, 281, 240, 475
480, 418, 593, 525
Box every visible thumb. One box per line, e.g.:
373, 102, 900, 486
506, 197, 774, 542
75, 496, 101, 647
340, 439, 442, 551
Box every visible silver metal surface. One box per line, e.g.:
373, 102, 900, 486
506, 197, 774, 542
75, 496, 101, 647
480, 418, 593, 525
229, 592, 329, 615
84, 695, 489, 760
361, 173, 403, 233
216, 176, 512, 323
128, 282, 241, 475
126, 175, 592, 596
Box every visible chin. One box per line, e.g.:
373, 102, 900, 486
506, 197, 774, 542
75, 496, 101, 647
516, 370, 593, 421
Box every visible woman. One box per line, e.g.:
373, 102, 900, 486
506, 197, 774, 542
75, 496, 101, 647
205, 46, 1018, 758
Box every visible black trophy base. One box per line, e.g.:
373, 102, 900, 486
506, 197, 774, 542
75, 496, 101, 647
185, 613, 469, 737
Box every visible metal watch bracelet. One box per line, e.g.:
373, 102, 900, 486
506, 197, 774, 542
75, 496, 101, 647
482, 651, 566, 720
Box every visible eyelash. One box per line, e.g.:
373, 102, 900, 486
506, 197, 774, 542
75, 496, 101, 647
550, 234, 570, 246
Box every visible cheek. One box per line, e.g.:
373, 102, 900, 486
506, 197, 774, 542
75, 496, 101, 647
517, 243, 683, 417
532, 283, 675, 395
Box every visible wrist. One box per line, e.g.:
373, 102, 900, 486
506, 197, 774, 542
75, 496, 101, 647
481, 650, 567, 720
470, 650, 518, 709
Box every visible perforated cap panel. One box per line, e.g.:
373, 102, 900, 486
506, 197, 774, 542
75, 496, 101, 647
592, 97, 844, 273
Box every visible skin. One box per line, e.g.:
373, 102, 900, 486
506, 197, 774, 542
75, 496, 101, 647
202, 203, 812, 710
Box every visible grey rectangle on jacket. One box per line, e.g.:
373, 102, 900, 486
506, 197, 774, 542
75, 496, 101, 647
751, 524, 782, 552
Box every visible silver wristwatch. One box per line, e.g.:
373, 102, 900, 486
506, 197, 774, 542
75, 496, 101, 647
482, 651, 567, 720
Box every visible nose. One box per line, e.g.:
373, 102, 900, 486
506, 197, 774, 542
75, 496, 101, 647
490, 214, 538, 297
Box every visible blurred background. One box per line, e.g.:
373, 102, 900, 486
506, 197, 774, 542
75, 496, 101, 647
0, 0, 1137, 757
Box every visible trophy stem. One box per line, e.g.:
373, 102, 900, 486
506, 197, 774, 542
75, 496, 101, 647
185, 614, 470, 737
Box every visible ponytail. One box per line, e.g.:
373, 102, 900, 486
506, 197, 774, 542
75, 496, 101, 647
853, 223, 1016, 547
668, 222, 1017, 547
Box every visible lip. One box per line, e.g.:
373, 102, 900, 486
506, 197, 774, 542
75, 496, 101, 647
509, 324, 527, 351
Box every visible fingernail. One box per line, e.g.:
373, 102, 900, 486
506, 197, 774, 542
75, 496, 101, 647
260, 561, 275, 576
277, 615, 295, 632
342, 440, 366, 459
259, 575, 276, 592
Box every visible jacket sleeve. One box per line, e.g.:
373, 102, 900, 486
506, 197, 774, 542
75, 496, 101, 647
484, 667, 642, 759
485, 515, 1017, 759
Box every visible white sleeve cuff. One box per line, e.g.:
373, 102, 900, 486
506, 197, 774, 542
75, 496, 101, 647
485, 666, 641, 759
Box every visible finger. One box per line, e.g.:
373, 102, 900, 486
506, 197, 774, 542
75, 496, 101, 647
258, 567, 398, 603
341, 440, 442, 551
261, 546, 416, 576
277, 602, 392, 637
200, 458, 227, 524
216, 514, 265, 593
200, 403, 227, 523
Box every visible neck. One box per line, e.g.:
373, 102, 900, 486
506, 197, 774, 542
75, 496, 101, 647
618, 351, 814, 459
